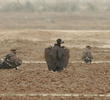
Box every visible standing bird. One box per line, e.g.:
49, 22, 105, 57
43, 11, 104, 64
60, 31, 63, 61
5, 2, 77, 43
82, 46, 93, 64
45, 39, 69, 72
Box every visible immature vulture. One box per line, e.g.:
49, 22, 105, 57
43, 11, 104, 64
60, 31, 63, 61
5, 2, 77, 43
0, 49, 22, 70
82, 45, 93, 64
45, 39, 69, 72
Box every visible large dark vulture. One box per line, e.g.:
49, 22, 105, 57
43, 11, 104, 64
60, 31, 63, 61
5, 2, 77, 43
45, 39, 69, 72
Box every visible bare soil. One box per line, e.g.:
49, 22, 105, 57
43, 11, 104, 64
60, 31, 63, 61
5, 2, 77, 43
0, 30, 109, 99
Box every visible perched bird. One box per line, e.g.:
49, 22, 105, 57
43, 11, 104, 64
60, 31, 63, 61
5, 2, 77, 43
45, 39, 69, 72
82, 46, 93, 64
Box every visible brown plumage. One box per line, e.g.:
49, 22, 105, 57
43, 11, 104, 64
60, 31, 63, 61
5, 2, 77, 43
0, 49, 22, 69
82, 46, 93, 63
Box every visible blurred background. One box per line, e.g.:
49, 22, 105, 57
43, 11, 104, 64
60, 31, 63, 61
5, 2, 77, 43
0, 0, 110, 30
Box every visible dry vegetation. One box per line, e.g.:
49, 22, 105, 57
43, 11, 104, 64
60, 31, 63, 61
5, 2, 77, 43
0, 12, 110, 30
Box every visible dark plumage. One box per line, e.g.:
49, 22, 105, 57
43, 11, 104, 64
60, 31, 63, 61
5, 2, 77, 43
45, 39, 69, 72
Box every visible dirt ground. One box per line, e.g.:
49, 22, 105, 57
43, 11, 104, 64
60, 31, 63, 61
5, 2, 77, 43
0, 12, 110, 30
0, 30, 109, 100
